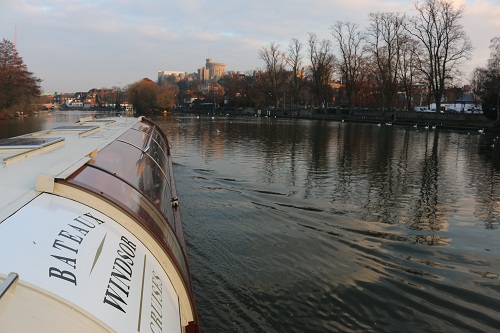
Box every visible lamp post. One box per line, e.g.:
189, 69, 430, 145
212, 83, 216, 114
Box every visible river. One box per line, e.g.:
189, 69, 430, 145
2, 112, 499, 332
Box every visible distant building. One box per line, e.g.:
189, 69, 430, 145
199, 59, 225, 82
158, 71, 190, 84
159, 58, 226, 84
198, 67, 210, 82
199, 82, 224, 95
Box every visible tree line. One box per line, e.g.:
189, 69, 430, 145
258, 0, 475, 115
158, 0, 498, 117
1, 0, 498, 118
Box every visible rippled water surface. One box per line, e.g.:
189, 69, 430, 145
156, 114, 500, 333
3, 113, 498, 332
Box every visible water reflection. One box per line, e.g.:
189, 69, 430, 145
3, 112, 498, 331
171, 116, 500, 231
160, 114, 499, 332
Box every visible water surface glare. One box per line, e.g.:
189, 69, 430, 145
159, 114, 500, 333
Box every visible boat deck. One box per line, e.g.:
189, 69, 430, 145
0, 117, 134, 222
0, 116, 199, 332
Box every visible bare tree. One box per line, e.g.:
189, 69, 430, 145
366, 12, 405, 112
259, 42, 287, 108
488, 36, 500, 70
286, 38, 306, 108
407, 0, 473, 113
331, 22, 366, 112
308, 33, 336, 109
472, 37, 500, 119
398, 35, 424, 111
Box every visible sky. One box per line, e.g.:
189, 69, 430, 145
1, 0, 499, 93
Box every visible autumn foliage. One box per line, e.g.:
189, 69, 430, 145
127, 78, 178, 114
0, 39, 41, 118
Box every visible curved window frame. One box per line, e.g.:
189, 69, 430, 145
63, 118, 191, 286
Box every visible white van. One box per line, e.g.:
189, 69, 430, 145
414, 106, 432, 112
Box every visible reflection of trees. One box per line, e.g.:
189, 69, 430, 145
303, 121, 333, 198
469, 136, 500, 230
334, 124, 353, 204
333, 124, 404, 223
333, 125, 451, 235
162, 115, 499, 233
185, 117, 310, 186
253, 119, 306, 185
363, 125, 399, 222
474, 174, 500, 230
409, 131, 442, 231
283, 123, 301, 187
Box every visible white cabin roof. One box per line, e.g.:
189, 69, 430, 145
0, 116, 199, 332
0, 117, 136, 222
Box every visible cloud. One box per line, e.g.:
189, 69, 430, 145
462, 0, 500, 70
467, 0, 500, 28
2, 0, 498, 92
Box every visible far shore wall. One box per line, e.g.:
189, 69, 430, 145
176, 107, 495, 130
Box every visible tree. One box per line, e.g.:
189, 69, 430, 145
111, 86, 126, 110
259, 42, 287, 108
243, 72, 265, 108
286, 38, 307, 108
127, 78, 158, 114
157, 82, 179, 111
366, 12, 405, 111
407, 0, 473, 113
331, 21, 366, 112
488, 37, 500, 70
308, 33, 336, 109
218, 73, 246, 107
398, 36, 424, 111
472, 37, 500, 119
176, 77, 202, 107
0, 39, 41, 117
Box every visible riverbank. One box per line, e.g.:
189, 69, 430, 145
174, 107, 497, 132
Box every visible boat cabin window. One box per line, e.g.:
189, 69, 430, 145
0, 137, 64, 149
63, 120, 191, 285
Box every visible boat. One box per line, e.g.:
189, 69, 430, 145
0, 116, 200, 332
